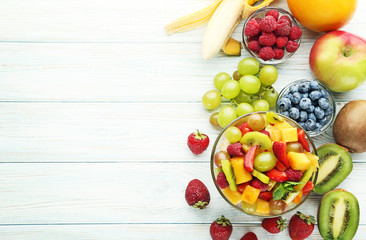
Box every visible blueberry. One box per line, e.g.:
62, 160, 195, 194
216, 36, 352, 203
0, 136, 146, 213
320, 89, 329, 98
301, 93, 309, 99
319, 117, 329, 126
281, 111, 290, 117
308, 113, 316, 122
314, 106, 325, 119
289, 85, 299, 93
289, 107, 300, 120
318, 98, 330, 110
305, 119, 316, 131
299, 111, 308, 122
307, 105, 315, 113
324, 106, 333, 116
310, 80, 320, 91
290, 92, 302, 105
299, 98, 311, 110
298, 82, 310, 93
278, 97, 292, 111
309, 90, 322, 101
315, 123, 323, 131
298, 122, 306, 129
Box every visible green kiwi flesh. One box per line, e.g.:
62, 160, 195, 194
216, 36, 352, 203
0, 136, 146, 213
240, 131, 272, 150
252, 169, 269, 184
221, 159, 237, 192
318, 189, 359, 240
314, 144, 352, 195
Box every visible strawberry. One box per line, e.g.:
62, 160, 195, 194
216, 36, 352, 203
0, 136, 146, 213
289, 211, 315, 240
302, 181, 314, 196
273, 141, 290, 168
185, 179, 210, 209
275, 159, 287, 172
259, 191, 273, 201
267, 168, 288, 182
237, 181, 251, 194
244, 145, 258, 172
262, 216, 287, 234
251, 178, 269, 192
260, 130, 270, 138
187, 130, 209, 155
297, 129, 310, 152
238, 122, 253, 136
210, 215, 232, 240
240, 232, 258, 240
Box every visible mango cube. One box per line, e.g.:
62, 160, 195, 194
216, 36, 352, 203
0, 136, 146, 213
265, 125, 281, 141
292, 190, 303, 205
280, 128, 298, 142
223, 187, 242, 205
274, 121, 293, 130
288, 152, 311, 171
241, 185, 261, 205
256, 198, 270, 214
231, 157, 253, 184
304, 152, 319, 169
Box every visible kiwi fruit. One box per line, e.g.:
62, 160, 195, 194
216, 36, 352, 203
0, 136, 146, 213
240, 131, 272, 150
314, 144, 352, 195
318, 189, 359, 240
333, 100, 366, 153
221, 159, 237, 192
265, 111, 283, 124
252, 169, 269, 184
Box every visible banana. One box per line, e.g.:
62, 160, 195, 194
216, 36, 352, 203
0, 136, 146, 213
165, 0, 223, 35
222, 37, 242, 56
242, 0, 275, 19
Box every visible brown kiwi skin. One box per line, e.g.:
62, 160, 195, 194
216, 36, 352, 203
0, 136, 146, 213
333, 100, 366, 153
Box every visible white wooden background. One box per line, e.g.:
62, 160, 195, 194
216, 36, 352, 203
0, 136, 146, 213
0, 0, 365, 239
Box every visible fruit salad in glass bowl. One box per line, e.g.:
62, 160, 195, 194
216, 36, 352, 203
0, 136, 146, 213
210, 111, 318, 216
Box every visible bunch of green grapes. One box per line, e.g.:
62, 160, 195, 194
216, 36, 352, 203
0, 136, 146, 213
201, 58, 279, 129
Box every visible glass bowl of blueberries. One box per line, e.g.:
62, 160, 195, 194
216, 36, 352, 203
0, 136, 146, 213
276, 80, 336, 136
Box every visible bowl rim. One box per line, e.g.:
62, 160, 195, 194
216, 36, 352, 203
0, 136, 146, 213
242, 6, 302, 65
276, 79, 336, 137
210, 111, 318, 217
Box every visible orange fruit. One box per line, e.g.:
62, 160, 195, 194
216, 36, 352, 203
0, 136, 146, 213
287, 0, 358, 32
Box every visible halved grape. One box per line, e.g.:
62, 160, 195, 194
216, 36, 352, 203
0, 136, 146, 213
214, 72, 231, 90
202, 90, 221, 110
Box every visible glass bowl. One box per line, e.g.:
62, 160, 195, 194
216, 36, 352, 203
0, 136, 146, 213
276, 80, 336, 137
242, 7, 302, 64
210, 111, 318, 217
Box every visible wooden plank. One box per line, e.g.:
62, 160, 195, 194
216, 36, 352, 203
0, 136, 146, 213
0, 102, 365, 162
0, 163, 364, 225
1, 224, 366, 240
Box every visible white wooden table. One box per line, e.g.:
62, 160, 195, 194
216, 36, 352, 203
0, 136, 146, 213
0, 0, 365, 239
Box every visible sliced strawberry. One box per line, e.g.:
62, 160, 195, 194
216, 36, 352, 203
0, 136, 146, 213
275, 159, 287, 172
260, 130, 270, 138
273, 141, 290, 168
259, 191, 273, 201
237, 181, 251, 194
252, 178, 269, 192
302, 181, 314, 196
267, 169, 288, 182
297, 129, 310, 152
238, 122, 253, 136
244, 145, 258, 172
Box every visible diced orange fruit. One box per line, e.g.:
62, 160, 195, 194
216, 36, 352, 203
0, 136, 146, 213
274, 121, 293, 130
265, 125, 282, 141
304, 152, 319, 169
231, 157, 253, 184
256, 198, 270, 214
288, 152, 311, 171
223, 187, 242, 205
280, 128, 298, 142
292, 190, 303, 205
241, 185, 261, 205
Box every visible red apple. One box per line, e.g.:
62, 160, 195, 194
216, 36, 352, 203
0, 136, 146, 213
309, 31, 366, 92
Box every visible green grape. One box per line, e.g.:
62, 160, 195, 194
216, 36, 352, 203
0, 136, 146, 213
248, 113, 265, 131
253, 86, 266, 96
202, 90, 221, 110
225, 126, 242, 143
287, 142, 304, 153
214, 72, 231, 90
236, 103, 254, 116
262, 87, 279, 108
254, 152, 277, 172
221, 80, 240, 99
209, 112, 221, 129
270, 199, 286, 215
237, 58, 260, 76
214, 151, 230, 167
259, 65, 278, 86
232, 70, 242, 81
242, 201, 257, 214
234, 90, 252, 104
239, 75, 261, 94
218, 106, 237, 128
253, 99, 270, 111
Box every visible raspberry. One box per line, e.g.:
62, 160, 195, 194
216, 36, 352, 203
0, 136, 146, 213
216, 172, 229, 189
255, 18, 262, 25
259, 32, 276, 46
244, 19, 261, 37
248, 40, 261, 53
265, 10, 279, 20
273, 47, 284, 60
227, 142, 244, 157
289, 26, 302, 40
276, 36, 288, 48
274, 21, 291, 36
278, 15, 292, 26
259, 16, 278, 32
286, 40, 299, 52
285, 168, 303, 182
248, 35, 259, 42
251, 178, 269, 192
259, 46, 275, 61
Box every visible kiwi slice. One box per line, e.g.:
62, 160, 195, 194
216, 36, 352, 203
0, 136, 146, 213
265, 111, 284, 124
221, 159, 237, 192
240, 131, 272, 150
252, 169, 269, 184
314, 144, 353, 195
318, 189, 359, 240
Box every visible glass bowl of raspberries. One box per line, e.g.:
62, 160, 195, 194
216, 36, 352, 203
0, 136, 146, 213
276, 80, 336, 137
242, 7, 302, 64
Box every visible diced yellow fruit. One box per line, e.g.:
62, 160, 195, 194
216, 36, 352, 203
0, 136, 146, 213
256, 198, 270, 214
267, 179, 277, 191
222, 38, 241, 56
231, 157, 253, 184
241, 185, 261, 205
223, 187, 242, 205
274, 121, 293, 130
292, 190, 303, 205
288, 152, 311, 171
265, 125, 282, 142
304, 152, 319, 169
280, 128, 298, 142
